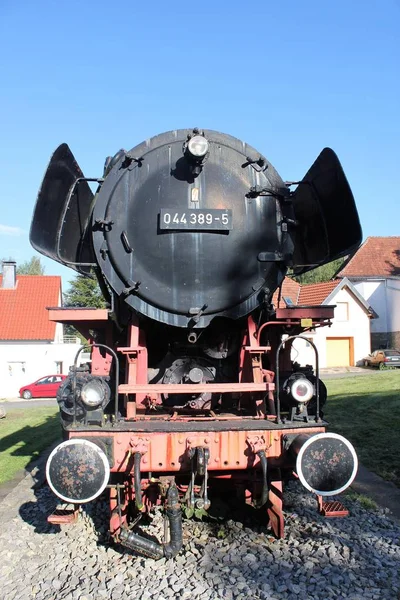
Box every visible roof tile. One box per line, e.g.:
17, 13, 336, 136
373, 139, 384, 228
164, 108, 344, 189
338, 237, 400, 278
0, 275, 61, 340
273, 278, 340, 307
272, 279, 301, 308
298, 281, 338, 305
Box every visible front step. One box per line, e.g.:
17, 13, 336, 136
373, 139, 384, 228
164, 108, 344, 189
47, 504, 80, 524
317, 496, 349, 517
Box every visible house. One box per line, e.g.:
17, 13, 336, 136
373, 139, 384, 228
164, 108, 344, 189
336, 236, 400, 350
274, 277, 375, 368
0, 261, 81, 398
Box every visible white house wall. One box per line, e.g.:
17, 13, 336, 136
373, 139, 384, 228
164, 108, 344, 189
386, 279, 400, 333
292, 287, 371, 368
0, 342, 82, 398
54, 321, 64, 344
353, 280, 387, 333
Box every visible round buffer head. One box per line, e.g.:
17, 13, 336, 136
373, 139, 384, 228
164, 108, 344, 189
296, 432, 358, 496
46, 438, 110, 503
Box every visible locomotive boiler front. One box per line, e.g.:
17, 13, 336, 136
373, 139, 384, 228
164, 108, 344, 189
30, 127, 362, 330
91, 129, 290, 328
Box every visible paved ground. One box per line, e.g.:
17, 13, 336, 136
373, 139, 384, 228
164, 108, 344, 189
319, 366, 383, 379
0, 398, 56, 409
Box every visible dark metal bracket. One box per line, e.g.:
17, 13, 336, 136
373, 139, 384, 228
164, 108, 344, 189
275, 335, 320, 425
121, 154, 144, 169
122, 281, 141, 296
242, 156, 268, 172
94, 218, 114, 232
188, 303, 208, 325
187, 446, 210, 510
55, 176, 104, 269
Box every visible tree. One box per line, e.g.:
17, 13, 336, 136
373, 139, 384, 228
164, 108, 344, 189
63, 273, 106, 308
17, 256, 45, 275
63, 272, 106, 341
292, 257, 346, 284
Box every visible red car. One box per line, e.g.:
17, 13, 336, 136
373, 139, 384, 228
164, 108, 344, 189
19, 375, 67, 399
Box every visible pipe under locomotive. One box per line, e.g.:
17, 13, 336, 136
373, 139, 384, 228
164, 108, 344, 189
31, 128, 362, 558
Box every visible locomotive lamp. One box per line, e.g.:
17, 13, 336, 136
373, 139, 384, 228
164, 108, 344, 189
183, 130, 210, 176
81, 378, 109, 408
290, 377, 314, 403
187, 134, 209, 158
283, 372, 315, 405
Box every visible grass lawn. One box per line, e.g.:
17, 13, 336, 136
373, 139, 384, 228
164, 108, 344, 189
325, 371, 400, 487
0, 406, 60, 484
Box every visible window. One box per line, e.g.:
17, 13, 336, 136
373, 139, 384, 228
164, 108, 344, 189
55, 361, 63, 374
335, 302, 349, 321
7, 362, 26, 376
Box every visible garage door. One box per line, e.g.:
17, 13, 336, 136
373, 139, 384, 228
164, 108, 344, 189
326, 338, 352, 367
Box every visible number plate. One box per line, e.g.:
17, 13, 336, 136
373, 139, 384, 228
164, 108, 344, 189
160, 209, 232, 230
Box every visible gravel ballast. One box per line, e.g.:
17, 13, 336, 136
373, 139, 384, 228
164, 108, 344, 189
0, 468, 399, 600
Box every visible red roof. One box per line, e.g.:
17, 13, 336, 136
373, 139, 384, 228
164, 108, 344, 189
272, 278, 301, 308
273, 278, 342, 307
0, 275, 61, 340
298, 281, 338, 305
338, 237, 400, 278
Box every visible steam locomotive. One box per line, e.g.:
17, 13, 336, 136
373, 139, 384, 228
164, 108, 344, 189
31, 128, 362, 558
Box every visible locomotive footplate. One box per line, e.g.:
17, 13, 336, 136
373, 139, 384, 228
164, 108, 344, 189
65, 417, 326, 433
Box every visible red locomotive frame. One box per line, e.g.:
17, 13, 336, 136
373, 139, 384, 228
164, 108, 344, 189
47, 304, 349, 546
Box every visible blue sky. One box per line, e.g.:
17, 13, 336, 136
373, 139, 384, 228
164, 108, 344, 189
0, 0, 399, 290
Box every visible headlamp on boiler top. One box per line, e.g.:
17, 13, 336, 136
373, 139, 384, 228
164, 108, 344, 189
187, 135, 209, 159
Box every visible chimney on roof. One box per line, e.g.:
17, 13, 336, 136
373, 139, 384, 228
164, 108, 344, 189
2, 260, 16, 289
